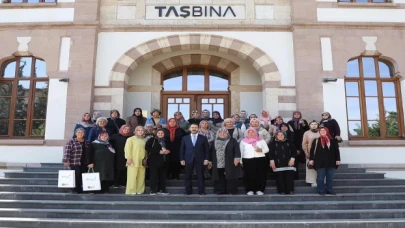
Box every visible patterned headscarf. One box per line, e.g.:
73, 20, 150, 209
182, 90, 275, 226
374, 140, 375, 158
292, 111, 302, 130
119, 125, 132, 137
260, 109, 271, 129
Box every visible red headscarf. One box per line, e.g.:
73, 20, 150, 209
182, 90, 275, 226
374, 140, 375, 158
242, 128, 263, 147
119, 125, 132, 137
319, 126, 332, 148
166, 118, 178, 142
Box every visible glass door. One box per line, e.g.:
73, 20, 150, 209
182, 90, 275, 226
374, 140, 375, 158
162, 95, 195, 120
197, 95, 229, 118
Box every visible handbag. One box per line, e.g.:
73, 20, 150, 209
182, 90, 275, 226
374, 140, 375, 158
58, 167, 75, 188
307, 138, 318, 170
142, 138, 155, 167
82, 168, 101, 191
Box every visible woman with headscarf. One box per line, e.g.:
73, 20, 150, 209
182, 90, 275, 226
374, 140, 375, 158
92, 111, 102, 123
88, 117, 111, 142
302, 120, 320, 187
145, 109, 167, 130
188, 110, 202, 126
268, 116, 292, 141
73, 113, 95, 141
144, 123, 155, 140
198, 120, 215, 149
320, 112, 342, 142
209, 128, 242, 195
174, 111, 190, 134
268, 131, 296, 195
109, 125, 132, 188
245, 118, 271, 144
87, 131, 115, 193
287, 111, 309, 164
106, 109, 126, 135
309, 126, 341, 195
145, 129, 170, 195
163, 118, 186, 180
280, 122, 298, 179
245, 114, 258, 129
64, 128, 90, 193
222, 118, 243, 143
260, 110, 272, 130
125, 126, 147, 195
211, 111, 224, 134
240, 128, 269, 196
201, 109, 212, 121
127, 108, 147, 131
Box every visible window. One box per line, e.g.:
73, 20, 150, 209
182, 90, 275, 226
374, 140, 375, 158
0, 57, 48, 138
345, 56, 403, 139
3, 0, 57, 3
338, 0, 390, 3
162, 66, 229, 92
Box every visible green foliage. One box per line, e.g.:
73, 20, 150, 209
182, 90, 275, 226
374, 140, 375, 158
352, 111, 399, 137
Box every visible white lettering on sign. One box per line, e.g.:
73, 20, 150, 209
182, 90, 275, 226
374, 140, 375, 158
145, 6, 246, 20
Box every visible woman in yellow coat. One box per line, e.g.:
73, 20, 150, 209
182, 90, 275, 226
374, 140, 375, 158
125, 126, 147, 195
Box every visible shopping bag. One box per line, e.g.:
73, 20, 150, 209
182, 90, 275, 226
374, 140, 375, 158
58, 169, 75, 188
82, 168, 101, 191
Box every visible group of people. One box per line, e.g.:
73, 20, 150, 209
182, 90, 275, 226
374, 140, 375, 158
63, 108, 341, 196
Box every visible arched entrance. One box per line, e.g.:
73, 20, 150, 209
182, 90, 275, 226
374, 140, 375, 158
95, 33, 295, 118
161, 65, 230, 119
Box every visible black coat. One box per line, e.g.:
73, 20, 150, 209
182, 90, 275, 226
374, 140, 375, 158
310, 138, 341, 169
210, 138, 243, 181
87, 143, 115, 181
319, 119, 341, 138
110, 134, 131, 170
268, 140, 296, 168
187, 118, 202, 126
163, 128, 186, 162
106, 118, 126, 135
145, 137, 166, 168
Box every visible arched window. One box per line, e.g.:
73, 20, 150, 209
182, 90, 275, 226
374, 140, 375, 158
345, 56, 403, 139
0, 57, 48, 138
162, 66, 230, 119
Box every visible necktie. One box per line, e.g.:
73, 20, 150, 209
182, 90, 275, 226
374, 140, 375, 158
192, 135, 196, 146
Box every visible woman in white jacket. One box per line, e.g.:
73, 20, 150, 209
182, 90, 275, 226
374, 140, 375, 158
240, 128, 269, 196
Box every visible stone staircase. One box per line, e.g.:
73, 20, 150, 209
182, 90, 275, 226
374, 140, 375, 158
0, 163, 404, 227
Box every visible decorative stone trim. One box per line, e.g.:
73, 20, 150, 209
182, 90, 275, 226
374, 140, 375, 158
152, 54, 239, 73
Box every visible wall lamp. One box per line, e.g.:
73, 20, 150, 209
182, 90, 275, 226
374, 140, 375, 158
322, 78, 338, 83
59, 78, 69, 83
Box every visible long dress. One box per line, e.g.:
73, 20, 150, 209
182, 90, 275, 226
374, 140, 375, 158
163, 128, 186, 179
110, 134, 131, 186
124, 136, 146, 194
302, 130, 320, 184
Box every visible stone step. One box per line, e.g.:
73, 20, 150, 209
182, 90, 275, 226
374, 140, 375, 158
1, 192, 405, 202
4, 172, 384, 180
0, 184, 405, 194
23, 167, 366, 173
0, 178, 399, 187
1, 218, 405, 228
0, 199, 404, 211
0, 208, 404, 220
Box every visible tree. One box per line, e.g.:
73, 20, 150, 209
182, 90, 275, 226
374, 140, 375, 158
351, 111, 399, 137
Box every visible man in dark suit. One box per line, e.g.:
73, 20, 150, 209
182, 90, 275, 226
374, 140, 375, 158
180, 123, 209, 195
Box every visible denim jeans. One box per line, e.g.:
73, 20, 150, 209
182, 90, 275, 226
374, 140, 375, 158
316, 167, 336, 193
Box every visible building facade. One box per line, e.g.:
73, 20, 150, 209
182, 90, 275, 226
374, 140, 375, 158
0, 0, 404, 173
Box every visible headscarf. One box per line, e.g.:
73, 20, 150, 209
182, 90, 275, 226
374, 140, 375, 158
292, 111, 302, 130
166, 118, 178, 142
242, 127, 263, 147
212, 111, 223, 125
96, 117, 108, 126
280, 123, 292, 135
215, 127, 230, 152
133, 108, 146, 126
93, 132, 115, 153
309, 120, 319, 133
191, 110, 200, 119
319, 126, 332, 148
320, 112, 332, 125
275, 130, 287, 142
273, 116, 284, 130
119, 125, 132, 137
92, 111, 102, 123
156, 129, 166, 148
79, 113, 95, 128
249, 118, 261, 129
174, 111, 186, 123
201, 109, 211, 120
260, 109, 271, 129
74, 127, 86, 135
110, 109, 120, 119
